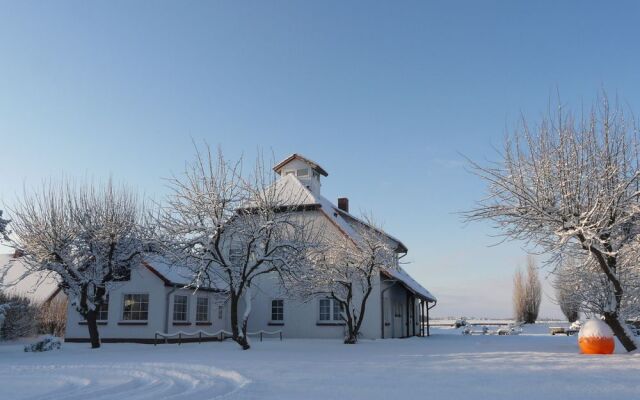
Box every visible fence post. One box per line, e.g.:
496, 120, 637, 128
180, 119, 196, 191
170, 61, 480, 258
154, 333, 157, 346
260, 331, 263, 342
280, 331, 282, 341
199, 331, 202, 344
178, 333, 182, 345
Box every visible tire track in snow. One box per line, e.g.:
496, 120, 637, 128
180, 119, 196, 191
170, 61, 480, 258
1, 362, 250, 400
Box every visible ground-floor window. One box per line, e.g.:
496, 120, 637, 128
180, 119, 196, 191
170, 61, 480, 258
319, 298, 342, 322
173, 295, 189, 322
196, 297, 209, 322
97, 296, 109, 321
218, 305, 224, 320
122, 293, 149, 321
271, 299, 284, 322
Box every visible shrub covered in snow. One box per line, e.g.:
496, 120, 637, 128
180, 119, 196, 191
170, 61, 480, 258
24, 336, 61, 352
454, 318, 468, 328
570, 321, 582, 331
0, 292, 38, 340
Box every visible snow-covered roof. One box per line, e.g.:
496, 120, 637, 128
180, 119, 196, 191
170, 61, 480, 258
143, 256, 225, 291
273, 153, 329, 177
0, 253, 224, 300
335, 210, 408, 253
383, 266, 437, 302
0, 253, 60, 302
271, 172, 435, 302
271, 174, 407, 253
270, 173, 321, 207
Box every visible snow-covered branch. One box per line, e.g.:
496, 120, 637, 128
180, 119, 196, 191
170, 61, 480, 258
154, 144, 320, 350
287, 214, 397, 344
3, 179, 149, 348
465, 93, 640, 351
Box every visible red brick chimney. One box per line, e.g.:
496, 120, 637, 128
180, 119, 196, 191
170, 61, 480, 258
337, 198, 349, 213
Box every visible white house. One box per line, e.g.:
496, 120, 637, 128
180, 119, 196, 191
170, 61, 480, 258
62, 154, 437, 343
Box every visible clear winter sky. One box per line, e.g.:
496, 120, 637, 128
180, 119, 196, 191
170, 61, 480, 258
2, 1, 640, 318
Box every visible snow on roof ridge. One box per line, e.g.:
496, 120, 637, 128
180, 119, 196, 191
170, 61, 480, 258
333, 208, 408, 253
272, 175, 408, 253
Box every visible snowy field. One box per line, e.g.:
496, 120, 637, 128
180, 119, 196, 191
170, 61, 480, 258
1, 323, 640, 400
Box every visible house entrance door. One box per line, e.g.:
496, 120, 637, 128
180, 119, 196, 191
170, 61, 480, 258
393, 302, 403, 338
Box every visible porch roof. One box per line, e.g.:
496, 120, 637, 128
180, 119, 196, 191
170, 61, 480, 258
382, 267, 436, 302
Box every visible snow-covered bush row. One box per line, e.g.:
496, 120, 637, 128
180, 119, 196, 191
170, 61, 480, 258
0, 292, 38, 340
24, 335, 61, 352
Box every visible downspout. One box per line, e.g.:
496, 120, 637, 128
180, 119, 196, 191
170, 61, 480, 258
164, 284, 179, 333
405, 291, 410, 338
380, 280, 398, 339
426, 300, 437, 337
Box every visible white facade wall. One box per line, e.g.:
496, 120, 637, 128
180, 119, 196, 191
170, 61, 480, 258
278, 158, 322, 195
241, 271, 383, 340
235, 209, 385, 340
65, 265, 230, 342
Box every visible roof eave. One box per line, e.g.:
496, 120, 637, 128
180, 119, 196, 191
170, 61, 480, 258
273, 154, 329, 177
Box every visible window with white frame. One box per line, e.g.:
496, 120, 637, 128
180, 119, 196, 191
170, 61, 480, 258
173, 295, 189, 322
218, 305, 224, 319
229, 245, 243, 267
196, 297, 209, 322
271, 299, 284, 322
97, 295, 109, 321
122, 294, 149, 321
319, 298, 343, 322
296, 168, 309, 177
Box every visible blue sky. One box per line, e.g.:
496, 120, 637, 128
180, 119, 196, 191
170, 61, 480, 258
2, 1, 640, 318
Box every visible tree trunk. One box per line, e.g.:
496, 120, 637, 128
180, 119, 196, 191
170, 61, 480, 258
344, 331, 357, 344
585, 245, 637, 352
229, 293, 250, 350
603, 312, 637, 352
85, 309, 101, 349
344, 311, 356, 344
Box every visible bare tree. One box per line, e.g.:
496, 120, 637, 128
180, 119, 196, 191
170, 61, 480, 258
0, 210, 9, 242
553, 258, 584, 322
154, 145, 317, 350
38, 297, 68, 337
513, 268, 526, 322
554, 252, 640, 323
290, 214, 396, 344
466, 94, 640, 351
513, 256, 542, 323
4, 180, 149, 348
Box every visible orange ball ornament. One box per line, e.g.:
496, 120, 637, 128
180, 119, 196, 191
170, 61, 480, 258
578, 320, 615, 355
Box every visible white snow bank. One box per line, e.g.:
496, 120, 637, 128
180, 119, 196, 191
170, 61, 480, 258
2, 326, 640, 400
579, 320, 614, 338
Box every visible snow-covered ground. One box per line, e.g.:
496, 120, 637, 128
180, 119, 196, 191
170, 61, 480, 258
1, 323, 639, 400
